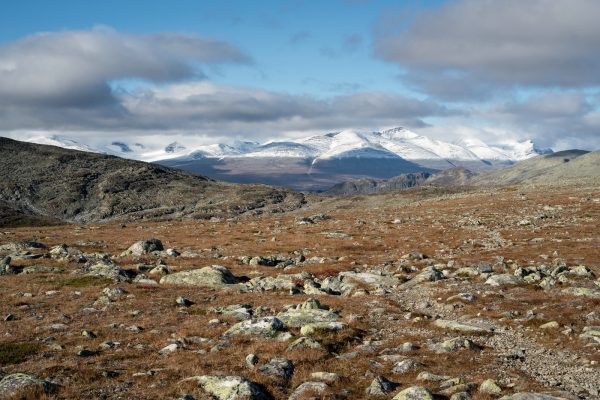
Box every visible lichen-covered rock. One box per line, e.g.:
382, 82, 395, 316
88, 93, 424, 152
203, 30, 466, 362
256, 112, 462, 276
431, 337, 482, 353
289, 381, 328, 400
160, 265, 240, 288
188, 375, 270, 400
74, 260, 130, 282
561, 287, 600, 298
365, 376, 398, 396
433, 319, 494, 333
0, 256, 16, 275
392, 359, 425, 374
393, 386, 434, 400
224, 317, 285, 337
300, 321, 347, 336
401, 266, 445, 288
0, 373, 57, 397
480, 379, 502, 394
257, 358, 294, 380
485, 274, 524, 286
120, 239, 164, 257
276, 299, 340, 328
287, 336, 322, 351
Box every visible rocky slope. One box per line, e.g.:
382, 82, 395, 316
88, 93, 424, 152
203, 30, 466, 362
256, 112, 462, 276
0, 184, 598, 399
0, 138, 305, 225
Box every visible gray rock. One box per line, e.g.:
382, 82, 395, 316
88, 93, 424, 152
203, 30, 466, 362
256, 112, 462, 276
287, 336, 322, 351
75, 260, 130, 282
392, 359, 425, 374
188, 375, 270, 400
289, 381, 328, 400
0, 373, 57, 397
246, 354, 258, 368
485, 274, 524, 286
121, 239, 164, 256
431, 337, 482, 353
224, 317, 285, 337
365, 376, 398, 396
392, 386, 434, 400
433, 319, 494, 333
276, 299, 339, 328
257, 357, 294, 380
160, 265, 240, 288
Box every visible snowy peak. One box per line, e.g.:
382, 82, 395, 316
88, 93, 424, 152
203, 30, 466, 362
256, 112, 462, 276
13, 127, 553, 166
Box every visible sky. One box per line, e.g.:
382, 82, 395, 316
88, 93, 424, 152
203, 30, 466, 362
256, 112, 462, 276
1, 0, 599, 150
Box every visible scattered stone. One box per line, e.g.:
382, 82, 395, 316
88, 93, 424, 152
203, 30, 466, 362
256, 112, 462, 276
431, 337, 482, 353
287, 336, 322, 351
75, 260, 130, 282
392, 358, 425, 374
224, 317, 285, 337
289, 381, 328, 400
276, 298, 340, 328
485, 274, 524, 286
480, 379, 502, 394
160, 265, 241, 288
246, 354, 258, 368
310, 372, 339, 384
540, 321, 560, 330
258, 357, 294, 380
434, 319, 494, 333
176, 296, 194, 307
121, 239, 164, 257
0, 373, 57, 397
187, 375, 270, 400
392, 386, 434, 400
365, 376, 398, 396
300, 321, 347, 336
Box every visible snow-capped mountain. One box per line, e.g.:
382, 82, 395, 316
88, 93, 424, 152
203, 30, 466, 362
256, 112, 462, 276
14, 128, 551, 164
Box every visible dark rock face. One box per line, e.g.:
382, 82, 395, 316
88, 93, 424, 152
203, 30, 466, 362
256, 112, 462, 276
0, 138, 305, 224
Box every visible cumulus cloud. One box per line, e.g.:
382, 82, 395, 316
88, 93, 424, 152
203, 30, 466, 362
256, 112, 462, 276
375, 0, 600, 97
0, 26, 249, 107
0, 80, 450, 137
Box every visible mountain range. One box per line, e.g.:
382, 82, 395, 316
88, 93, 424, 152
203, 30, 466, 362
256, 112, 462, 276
15, 128, 552, 190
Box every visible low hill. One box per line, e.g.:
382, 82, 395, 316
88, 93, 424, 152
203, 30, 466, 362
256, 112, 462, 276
0, 138, 305, 225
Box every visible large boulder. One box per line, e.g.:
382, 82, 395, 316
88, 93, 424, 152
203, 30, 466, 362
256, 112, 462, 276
160, 265, 239, 288
0, 373, 57, 398
121, 239, 164, 257
74, 260, 130, 282
276, 299, 340, 328
224, 317, 285, 338
187, 375, 270, 400
393, 386, 434, 400
485, 274, 524, 286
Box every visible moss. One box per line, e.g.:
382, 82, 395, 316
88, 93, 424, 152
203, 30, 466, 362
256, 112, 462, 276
0, 342, 41, 365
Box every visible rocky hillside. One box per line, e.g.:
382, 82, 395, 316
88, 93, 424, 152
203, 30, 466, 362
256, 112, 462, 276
472, 150, 598, 186
323, 172, 431, 195
0, 138, 305, 225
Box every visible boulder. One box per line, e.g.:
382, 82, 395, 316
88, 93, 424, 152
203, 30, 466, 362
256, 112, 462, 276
276, 299, 340, 328
393, 386, 434, 400
0, 373, 57, 397
365, 376, 398, 396
258, 358, 294, 380
224, 317, 285, 337
289, 382, 328, 400
187, 375, 270, 400
160, 265, 240, 288
75, 260, 130, 282
121, 239, 163, 257
485, 274, 524, 286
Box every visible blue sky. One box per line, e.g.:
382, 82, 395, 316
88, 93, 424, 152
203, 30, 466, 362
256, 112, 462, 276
1, 0, 599, 150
